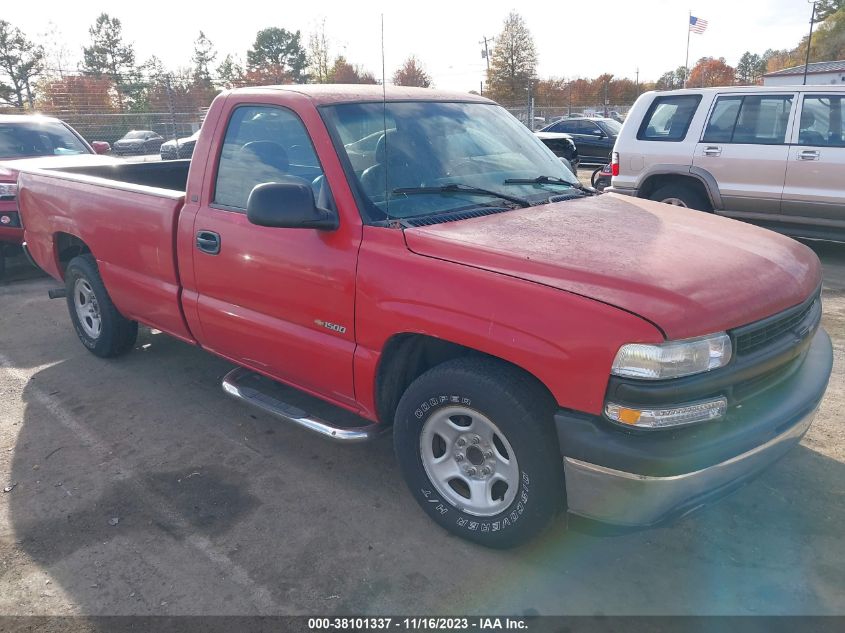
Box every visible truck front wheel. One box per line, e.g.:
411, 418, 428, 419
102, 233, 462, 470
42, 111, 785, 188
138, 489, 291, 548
65, 254, 138, 357
393, 358, 564, 548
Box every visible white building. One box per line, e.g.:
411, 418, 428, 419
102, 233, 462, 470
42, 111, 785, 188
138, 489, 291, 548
763, 60, 845, 86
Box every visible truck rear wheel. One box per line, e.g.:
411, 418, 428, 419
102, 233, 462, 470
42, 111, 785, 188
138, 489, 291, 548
393, 358, 564, 548
65, 254, 138, 357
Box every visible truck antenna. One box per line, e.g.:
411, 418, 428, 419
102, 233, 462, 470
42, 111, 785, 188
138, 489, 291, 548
381, 13, 390, 219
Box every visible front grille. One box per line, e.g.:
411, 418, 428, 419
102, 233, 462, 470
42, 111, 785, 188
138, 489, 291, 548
732, 293, 820, 356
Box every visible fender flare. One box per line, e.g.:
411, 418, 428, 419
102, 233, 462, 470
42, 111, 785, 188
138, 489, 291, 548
636, 164, 723, 210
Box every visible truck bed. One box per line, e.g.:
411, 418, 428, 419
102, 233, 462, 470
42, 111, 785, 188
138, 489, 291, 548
17, 163, 193, 343
58, 159, 191, 192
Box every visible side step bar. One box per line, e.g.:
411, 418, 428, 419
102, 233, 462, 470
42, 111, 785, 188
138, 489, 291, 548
221, 367, 386, 443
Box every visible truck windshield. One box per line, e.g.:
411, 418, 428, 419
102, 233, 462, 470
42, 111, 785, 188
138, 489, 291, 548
321, 101, 579, 221
0, 121, 90, 159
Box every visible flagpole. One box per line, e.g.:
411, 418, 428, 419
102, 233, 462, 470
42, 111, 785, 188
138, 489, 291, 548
684, 10, 691, 87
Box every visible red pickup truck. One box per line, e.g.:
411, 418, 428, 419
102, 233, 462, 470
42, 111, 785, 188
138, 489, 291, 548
0, 114, 110, 277
14, 86, 833, 548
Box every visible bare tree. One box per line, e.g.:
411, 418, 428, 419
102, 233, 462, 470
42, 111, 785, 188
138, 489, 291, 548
392, 55, 432, 87
307, 19, 331, 83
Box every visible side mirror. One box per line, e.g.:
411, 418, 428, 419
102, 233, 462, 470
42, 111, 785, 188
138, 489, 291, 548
91, 141, 111, 155
246, 180, 338, 230
558, 157, 575, 175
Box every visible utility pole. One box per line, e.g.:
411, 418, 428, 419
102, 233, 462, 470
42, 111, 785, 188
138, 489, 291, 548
480, 36, 493, 71
635, 67, 640, 96
165, 74, 180, 154
803, 1, 817, 86
480, 36, 493, 93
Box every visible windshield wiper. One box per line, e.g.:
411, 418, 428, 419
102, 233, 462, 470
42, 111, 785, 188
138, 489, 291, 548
392, 184, 531, 208
503, 175, 576, 186
503, 175, 596, 195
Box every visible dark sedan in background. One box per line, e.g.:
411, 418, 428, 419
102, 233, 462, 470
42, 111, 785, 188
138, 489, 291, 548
160, 131, 200, 160
112, 130, 165, 156
534, 132, 579, 170
537, 117, 621, 165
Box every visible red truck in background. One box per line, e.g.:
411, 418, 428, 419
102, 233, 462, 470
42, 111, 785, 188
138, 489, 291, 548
0, 114, 110, 278
12, 86, 833, 548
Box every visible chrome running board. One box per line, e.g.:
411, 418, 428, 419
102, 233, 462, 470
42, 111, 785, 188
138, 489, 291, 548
221, 367, 386, 442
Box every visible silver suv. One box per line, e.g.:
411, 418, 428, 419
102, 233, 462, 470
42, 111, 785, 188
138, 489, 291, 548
608, 86, 845, 240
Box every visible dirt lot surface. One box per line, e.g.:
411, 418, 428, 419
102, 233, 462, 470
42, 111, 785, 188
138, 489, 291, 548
0, 239, 843, 616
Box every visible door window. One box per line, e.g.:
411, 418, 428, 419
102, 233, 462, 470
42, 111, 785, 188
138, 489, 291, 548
703, 95, 793, 144
798, 95, 845, 147
636, 95, 702, 141
214, 105, 334, 211
579, 120, 603, 135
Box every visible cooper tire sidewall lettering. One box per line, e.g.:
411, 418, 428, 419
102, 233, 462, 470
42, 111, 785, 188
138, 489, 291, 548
412, 396, 532, 533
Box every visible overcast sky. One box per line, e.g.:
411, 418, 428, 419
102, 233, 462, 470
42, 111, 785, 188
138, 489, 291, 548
4, 0, 816, 90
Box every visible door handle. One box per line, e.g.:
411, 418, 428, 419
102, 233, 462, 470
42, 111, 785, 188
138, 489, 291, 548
196, 230, 221, 255
703, 146, 722, 157
798, 149, 820, 161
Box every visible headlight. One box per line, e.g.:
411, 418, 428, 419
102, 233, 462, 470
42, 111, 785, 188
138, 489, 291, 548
0, 183, 17, 200
611, 333, 732, 380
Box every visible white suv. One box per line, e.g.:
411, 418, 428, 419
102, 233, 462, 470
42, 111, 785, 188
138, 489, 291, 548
608, 86, 845, 240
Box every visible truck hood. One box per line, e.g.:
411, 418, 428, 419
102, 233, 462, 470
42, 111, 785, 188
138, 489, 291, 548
403, 193, 821, 339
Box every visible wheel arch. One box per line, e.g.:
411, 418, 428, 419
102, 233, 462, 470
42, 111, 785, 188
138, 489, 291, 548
374, 332, 557, 427
53, 232, 92, 279
637, 166, 722, 209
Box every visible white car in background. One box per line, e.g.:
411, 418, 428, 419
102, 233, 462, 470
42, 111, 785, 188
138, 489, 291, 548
608, 85, 845, 241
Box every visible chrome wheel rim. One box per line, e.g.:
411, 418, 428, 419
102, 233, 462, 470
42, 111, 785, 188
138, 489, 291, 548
420, 405, 519, 517
661, 197, 689, 207
74, 278, 102, 339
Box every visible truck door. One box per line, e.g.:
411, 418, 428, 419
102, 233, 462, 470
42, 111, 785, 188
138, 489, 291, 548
693, 93, 796, 217
189, 103, 361, 407
781, 93, 845, 230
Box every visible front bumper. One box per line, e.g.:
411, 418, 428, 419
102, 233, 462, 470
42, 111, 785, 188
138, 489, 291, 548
558, 328, 833, 527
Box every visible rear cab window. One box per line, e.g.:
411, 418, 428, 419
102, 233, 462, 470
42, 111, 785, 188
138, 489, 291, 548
637, 95, 702, 141
702, 94, 794, 144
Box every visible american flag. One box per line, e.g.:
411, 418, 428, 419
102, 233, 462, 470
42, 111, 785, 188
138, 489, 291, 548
689, 16, 708, 33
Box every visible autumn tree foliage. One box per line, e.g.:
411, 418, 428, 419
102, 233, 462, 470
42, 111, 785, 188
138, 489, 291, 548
487, 11, 537, 104
329, 56, 377, 84
35, 75, 116, 113
392, 56, 432, 87
687, 57, 736, 88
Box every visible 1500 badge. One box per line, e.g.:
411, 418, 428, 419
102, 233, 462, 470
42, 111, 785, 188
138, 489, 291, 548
315, 319, 347, 334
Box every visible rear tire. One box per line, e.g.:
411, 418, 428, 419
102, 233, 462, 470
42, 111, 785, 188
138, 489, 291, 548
650, 183, 711, 211
393, 357, 564, 548
65, 254, 138, 357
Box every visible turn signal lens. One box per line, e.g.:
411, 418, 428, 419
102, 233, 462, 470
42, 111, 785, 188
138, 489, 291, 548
605, 397, 728, 429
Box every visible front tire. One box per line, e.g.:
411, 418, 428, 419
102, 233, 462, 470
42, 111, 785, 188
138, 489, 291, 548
65, 254, 138, 357
394, 358, 564, 548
